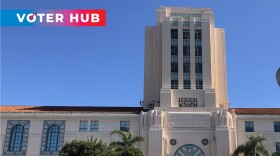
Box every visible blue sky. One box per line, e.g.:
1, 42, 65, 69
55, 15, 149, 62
1, 0, 280, 108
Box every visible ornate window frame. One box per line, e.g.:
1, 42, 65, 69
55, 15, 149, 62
3, 120, 30, 156
40, 120, 65, 156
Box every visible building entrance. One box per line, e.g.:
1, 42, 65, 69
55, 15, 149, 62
174, 144, 205, 156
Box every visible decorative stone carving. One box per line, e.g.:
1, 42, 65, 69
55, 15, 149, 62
170, 139, 177, 145
179, 98, 197, 107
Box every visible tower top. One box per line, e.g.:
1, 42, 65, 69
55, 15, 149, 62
144, 7, 228, 110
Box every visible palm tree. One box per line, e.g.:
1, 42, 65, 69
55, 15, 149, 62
110, 130, 144, 156
233, 135, 269, 156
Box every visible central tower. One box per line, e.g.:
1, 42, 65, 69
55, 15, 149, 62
144, 7, 229, 110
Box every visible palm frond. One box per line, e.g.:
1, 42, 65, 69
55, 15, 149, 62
233, 144, 246, 156
256, 144, 269, 156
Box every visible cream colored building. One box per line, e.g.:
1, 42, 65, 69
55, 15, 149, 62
1, 7, 280, 156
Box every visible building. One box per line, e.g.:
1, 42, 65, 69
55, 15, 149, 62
1, 6, 280, 156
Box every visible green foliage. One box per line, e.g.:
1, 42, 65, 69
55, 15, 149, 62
110, 130, 144, 156
233, 135, 269, 156
272, 152, 280, 156
59, 131, 144, 156
59, 137, 115, 156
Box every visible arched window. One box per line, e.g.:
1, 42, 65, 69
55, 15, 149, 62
45, 124, 60, 151
9, 125, 24, 151
174, 144, 205, 156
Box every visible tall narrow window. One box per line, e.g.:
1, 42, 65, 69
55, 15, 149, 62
90, 121, 99, 132
183, 29, 190, 39
40, 120, 65, 155
171, 29, 178, 89
195, 30, 202, 40
45, 125, 60, 152
9, 125, 24, 152
171, 29, 178, 39
274, 122, 280, 132
195, 30, 203, 89
79, 121, 88, 132
276, 142, 280, 152
4, 120, 30, 156
183, 29, 190, 89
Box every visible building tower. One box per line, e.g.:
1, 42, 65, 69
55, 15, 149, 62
144, 7, 229, 110
140, 7, 235, 156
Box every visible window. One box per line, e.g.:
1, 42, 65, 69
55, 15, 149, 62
171, 55, 178, 63
183, 30, 190, 39
276, 142, 280, 152
184, 63, 190, 73
120, 121, 130, 131
195, 46, 202, 56
183, 46, 190, 56
171, 63, 178, 72
195, 63, 203, 73
171, 46, 178, 55
195, 21, 201, 27
245, 121, 254, 132
171, 29, 178, 90
171, 80, 178, 89
45, 125, 60, 152
196, 80, 203, 89
171, 73, 178, 80
183, 56, 190, 64
40, 120, 65, 155
171, 29, 178, 39
79, 121, 88, 132
183, 21, 190, 27
148, 103, 154, 109
171, 21, 178, 27
274, 122, 280, 132
3, 120, 30, 156
183, 73, 190, 89
184, 80, 191, 89
170, 13, 201, 18
9, 125, 24, 152
195, 30, 202, 40
90, 121, 99, 132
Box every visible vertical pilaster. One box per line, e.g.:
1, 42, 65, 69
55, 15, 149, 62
162, 19, 171, 89
202, 19, 211, 89
190, 19, 195, 90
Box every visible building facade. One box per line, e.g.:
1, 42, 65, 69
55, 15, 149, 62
1, 7, 280, 156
